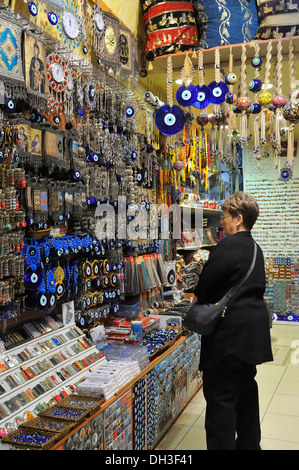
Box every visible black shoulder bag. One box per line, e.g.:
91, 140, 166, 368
184, 242, 257, 335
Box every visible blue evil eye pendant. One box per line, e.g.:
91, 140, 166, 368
26, 243, 41, 265
126, 106, 135, 118
48, 11, 58, 25
208, 81, 229, 105
225, 73, 237, 85
28, 1, 38, 16
176, 85, 197, 107
154, 104, 185, 136
192, 85, 212, 109
252, 57, 262, 68
53, 115, 61, 125
24, 264, 43, 290
248, 79, 262, 92
4, 97, 17, 113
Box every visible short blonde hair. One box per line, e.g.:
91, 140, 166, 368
221, 192, 259, 230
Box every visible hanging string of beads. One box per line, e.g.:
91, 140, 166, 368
273, 39, 283, 172
285, 39, 297, 170
259, 39, 273, 146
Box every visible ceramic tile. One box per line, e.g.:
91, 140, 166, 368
261, 438, 299, 450
275, 378, 299, 397
261, 412, 299, 443
175, 426, 207, 450
155, 424, 190, 450
267, 394, 299, 417
175, 400, 203, 427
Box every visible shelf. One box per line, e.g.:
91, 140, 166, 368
150, 36, 299, 72
180, 204, 222, 215
177, 244, 217, 251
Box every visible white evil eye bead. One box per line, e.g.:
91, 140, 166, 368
53, 115, 61, 124
49, 295, 56, 306
56, 284, 64, 295
40, 295, 47, 307
28, 2, 38, 16
48, 11, 58, 25
31, 273, 38, 284
213, 87, 222, 97
164, 113, 176, 126
126, 106, 134, 118
197, 92, 206, 102
182, 90, 191, 101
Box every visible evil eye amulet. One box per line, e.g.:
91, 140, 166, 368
248, 79, 262, 92
251, 57, 262, 68
272, 95, 287, 108
48, 11, 58, 25
258, 92, 272, 105
176, 84, 197, 107
28, 1, 38, 16
208, 80, 228, 104
236, 97, 251, 110
4, 97, 17, 113
225, 73, 237, 85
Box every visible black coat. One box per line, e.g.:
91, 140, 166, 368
193, 231, 273, 370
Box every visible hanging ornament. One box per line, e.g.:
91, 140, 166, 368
271, 38, 284, 171
48, 11, 58, 26
238, 43, 250, 142
280, 166, 293, 181
249, 79, 262, 92
193, 49, 212, 109
259, 39, 273, 146
84, 76, 97, 111
155, 55, 185, 136
28, 1, 38, 16
176, 52, 196, 107
46, 53, 73, 119
91, 4, 106, 57
208, 47, 228, 105
285, 38, 298, 170
251, 57, 262, 68
225, 73, 237, 85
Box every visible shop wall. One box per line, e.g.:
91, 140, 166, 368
243, 144, 299, 318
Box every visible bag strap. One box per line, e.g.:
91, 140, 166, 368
226, 241, 257, 300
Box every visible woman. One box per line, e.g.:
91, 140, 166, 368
192, 192, 273, 450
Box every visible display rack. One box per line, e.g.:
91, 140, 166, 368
43, 334, 202, 451
0, 322, 106, 437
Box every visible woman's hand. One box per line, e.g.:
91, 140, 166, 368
191, 295, 198, 306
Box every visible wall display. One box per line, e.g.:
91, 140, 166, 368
102, 13, 120, 66
119, 26, 132, 73
24, 34, 48, 96
0, 18, 24, 83
141, 0, 199, 60
193, 0, 259, 48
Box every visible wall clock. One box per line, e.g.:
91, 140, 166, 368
46, 53, 72, 116
91, 5, 106, 56
56, 4, 83, 50
102, 13, 120, 65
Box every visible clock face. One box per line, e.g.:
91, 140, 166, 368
95, 12, 105, 32
105, 25, 117, 55
63, 10, 79, 39
51, 63, 64, 83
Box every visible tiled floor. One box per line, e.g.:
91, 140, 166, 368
155, 323, 299, 450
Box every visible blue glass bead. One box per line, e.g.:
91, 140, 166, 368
48, 11, 58, 25
28, 1, 38, 16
